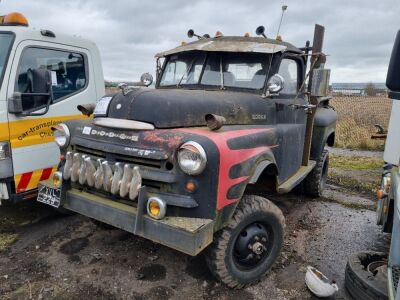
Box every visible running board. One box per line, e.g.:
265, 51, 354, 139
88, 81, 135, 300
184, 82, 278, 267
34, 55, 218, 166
277, 161, 316, 194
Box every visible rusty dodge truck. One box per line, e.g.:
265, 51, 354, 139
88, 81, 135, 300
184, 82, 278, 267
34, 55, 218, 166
37, 25, 336, 287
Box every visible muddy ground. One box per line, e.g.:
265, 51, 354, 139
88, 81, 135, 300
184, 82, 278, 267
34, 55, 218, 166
0, 151, 390, 300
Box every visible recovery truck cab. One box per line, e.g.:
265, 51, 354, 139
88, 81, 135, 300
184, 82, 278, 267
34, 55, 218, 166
37, 26, 336, 287
0, 12, 104, 203
376, 30, 400, 300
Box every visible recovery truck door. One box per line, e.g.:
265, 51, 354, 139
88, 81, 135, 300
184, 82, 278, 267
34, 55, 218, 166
6, 40, 96, 200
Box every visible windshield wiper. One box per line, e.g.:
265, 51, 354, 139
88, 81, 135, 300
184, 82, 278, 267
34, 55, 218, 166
177, 57, 196, 88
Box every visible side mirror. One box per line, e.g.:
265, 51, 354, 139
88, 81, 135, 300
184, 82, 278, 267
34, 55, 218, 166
266, 74, 285, 95
8, 68, 53, 116
8, 92, 23, 114
140, 72, 153, 87
310, 68, 331, 97
387, 30, 400, 99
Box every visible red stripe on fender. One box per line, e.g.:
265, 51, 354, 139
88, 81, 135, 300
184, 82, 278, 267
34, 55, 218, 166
17, 172, 33, 193
39, 168, 53, 181
178, 128, 277, 210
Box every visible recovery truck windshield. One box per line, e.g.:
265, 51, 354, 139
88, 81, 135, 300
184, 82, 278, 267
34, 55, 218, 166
0, 32, 13, 90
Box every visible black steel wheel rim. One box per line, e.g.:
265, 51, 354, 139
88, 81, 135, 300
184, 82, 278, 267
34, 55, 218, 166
233, 222, 272, 270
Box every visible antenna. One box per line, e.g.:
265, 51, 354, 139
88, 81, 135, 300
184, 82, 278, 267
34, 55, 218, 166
262, 4, 288, 97
276, 4, 288, 39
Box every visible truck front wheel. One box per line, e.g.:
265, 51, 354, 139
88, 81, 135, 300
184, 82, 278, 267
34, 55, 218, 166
205, 195, 285, 288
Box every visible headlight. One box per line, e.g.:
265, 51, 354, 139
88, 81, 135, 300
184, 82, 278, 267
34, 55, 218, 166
0, 142, 10, 160
53, 123, 70, 149
267, 74, 285, 93
177, 141, 207, 175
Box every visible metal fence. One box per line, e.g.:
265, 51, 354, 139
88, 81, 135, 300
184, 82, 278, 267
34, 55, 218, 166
330, 96, 392, 150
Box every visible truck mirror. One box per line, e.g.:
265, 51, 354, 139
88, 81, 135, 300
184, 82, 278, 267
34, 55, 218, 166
266, 74, 285, 94
140, 72, 153, 87
310, 68, 330, 97
8, 68, 52, 116
8, 92, 23, 114
386, 30, 400, 99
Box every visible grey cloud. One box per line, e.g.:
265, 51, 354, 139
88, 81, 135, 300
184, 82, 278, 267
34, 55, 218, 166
3, 0, 399, 82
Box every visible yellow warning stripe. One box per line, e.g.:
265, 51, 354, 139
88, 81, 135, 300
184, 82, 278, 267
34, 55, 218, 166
2, 114, 87, 148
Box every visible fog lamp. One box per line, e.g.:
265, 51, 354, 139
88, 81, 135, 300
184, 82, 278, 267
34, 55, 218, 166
53, 171, 62, 188
147, 197, 166, 220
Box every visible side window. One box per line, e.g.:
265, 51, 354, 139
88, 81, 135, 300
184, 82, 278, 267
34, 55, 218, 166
278, 58, 298, 95
16, 47, 86, 110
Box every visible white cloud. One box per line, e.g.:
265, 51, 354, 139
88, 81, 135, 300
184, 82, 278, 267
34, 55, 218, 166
2, 0, 399, 82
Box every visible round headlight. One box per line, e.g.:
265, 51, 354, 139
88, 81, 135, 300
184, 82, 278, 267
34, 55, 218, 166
267, 74, 285, 93
53, 123, 70, 149
177, 141, 207, 175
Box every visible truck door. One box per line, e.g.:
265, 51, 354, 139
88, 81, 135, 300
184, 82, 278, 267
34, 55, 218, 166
273, 55, 307, 182
6, 41, 95, 197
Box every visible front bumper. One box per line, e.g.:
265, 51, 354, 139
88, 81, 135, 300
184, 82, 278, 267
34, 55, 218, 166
38, 180, 214, 256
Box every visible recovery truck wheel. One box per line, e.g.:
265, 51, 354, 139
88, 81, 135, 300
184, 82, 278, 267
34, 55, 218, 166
205, 195, 285, 288
304, 149, 329, 198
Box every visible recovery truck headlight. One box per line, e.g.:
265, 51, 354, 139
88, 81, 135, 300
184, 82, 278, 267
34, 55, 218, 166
177, 141, 207, 175
53, 124, 71, 149
0, 142, 10, 160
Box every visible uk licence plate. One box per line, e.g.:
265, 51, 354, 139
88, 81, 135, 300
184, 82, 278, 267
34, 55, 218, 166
37, 185, 61, 208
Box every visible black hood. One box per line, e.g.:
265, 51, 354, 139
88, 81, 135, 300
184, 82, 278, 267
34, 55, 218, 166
106, 88, 273, 128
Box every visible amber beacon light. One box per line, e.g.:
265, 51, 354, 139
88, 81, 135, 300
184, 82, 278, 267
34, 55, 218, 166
1, 12, 29, 26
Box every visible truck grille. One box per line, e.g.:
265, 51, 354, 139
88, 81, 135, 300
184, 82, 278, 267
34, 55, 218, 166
393, 265, 400, 293
63, 146, 173, 201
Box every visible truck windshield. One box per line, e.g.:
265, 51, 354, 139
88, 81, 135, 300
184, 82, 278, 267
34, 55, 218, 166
159, 51, 271, 90
0, 33, 14, 90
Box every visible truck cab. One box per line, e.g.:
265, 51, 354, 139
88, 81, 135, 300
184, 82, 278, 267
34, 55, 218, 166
0, 12, 104, 203
37, 26, 336, 287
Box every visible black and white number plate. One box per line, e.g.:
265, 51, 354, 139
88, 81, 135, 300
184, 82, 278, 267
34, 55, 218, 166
37, 185, 61, 208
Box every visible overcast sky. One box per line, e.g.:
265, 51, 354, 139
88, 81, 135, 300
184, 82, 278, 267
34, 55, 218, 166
2, 0, 399, 82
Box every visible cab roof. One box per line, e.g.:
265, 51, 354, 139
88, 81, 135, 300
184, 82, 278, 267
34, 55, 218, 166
0, 25, 97, 50
155, 36, 301, 58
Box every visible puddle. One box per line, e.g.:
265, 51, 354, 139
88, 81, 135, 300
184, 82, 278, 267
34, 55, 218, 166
59, 237, 89, 255
185, 256, 213, 280
137, 264, 166, 282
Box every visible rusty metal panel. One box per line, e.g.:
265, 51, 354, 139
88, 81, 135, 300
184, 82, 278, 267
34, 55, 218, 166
156, 37, 287, 57
311, 69, 330, 97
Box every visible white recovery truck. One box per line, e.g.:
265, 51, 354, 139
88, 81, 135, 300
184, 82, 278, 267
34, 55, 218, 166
0, 12, 104, 203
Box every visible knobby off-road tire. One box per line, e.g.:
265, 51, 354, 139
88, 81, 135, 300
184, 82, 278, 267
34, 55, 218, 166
304, 149, 329, 198
205, 195, 285, 288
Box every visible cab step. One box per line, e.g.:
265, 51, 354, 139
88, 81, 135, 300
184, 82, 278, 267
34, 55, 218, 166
277, 160, 316, 194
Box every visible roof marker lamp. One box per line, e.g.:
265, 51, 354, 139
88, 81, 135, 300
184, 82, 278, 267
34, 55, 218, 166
178, 142, 207, 175
52, 123, 71, 149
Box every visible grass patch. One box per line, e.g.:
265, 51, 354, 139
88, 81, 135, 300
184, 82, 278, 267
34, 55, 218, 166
0, 233, 19, 251
328, 170, 377, 193
330, 155, 383, 170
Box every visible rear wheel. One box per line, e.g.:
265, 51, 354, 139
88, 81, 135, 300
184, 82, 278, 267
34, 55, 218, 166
304, 149, 329, 197
205, 195, 285, 288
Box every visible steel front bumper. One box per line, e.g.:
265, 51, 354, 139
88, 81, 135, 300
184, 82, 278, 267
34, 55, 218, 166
39, 180, 214, 256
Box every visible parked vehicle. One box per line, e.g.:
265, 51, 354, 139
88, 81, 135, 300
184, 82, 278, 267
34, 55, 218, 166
0, 12, 105, 203
376, 29, 400, 300
37, 25, 336, 287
